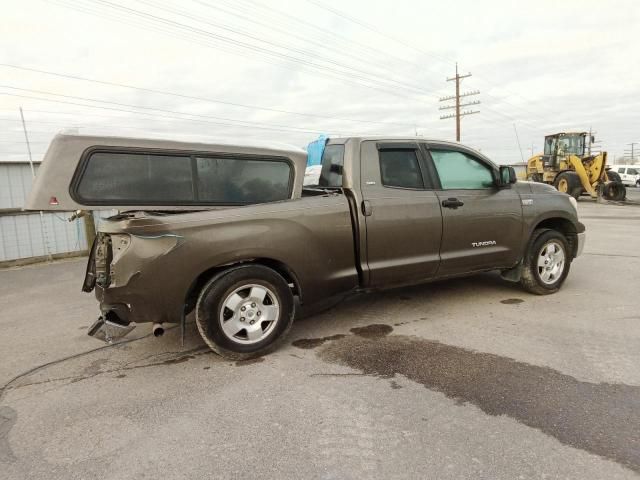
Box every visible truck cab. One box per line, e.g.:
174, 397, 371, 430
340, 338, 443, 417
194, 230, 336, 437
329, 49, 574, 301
316, 137, 526, 286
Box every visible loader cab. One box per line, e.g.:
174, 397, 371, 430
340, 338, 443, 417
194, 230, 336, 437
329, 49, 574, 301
543, 133, 587, 167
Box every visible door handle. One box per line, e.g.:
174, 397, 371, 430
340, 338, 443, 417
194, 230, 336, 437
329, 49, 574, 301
442, 198, 464, 209
362, 200, 373, 216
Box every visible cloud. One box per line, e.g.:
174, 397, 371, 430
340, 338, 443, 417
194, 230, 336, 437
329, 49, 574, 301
1, 0, 639, 165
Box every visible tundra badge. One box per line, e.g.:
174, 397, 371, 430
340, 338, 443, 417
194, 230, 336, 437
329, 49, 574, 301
472, 240, 497, 247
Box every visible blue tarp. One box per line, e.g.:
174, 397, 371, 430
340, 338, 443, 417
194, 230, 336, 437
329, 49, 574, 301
306, 134, 327, 166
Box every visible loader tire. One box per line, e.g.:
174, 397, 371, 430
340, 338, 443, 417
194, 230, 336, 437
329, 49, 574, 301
601, 182, 626, 201
553, 172, 582, 199
606, 170, 622, 183
520, 229, 571, 295
529, 173, 543, 183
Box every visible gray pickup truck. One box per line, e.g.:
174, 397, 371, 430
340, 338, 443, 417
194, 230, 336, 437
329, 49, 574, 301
27, 134, 585, 358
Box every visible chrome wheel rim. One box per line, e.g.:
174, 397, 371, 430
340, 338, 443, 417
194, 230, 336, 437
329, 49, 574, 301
537, 241, 566, 285
219, 284, 279, 344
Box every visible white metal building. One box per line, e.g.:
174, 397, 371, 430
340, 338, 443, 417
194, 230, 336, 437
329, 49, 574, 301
0, 161, 91, 265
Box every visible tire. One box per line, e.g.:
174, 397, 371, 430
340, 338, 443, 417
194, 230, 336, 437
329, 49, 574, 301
635, 179, 640, 189
553, 171, 582, 199
601, 181, 626, 201
520, 229, 572, 295
195, 265, 295, 360
528, 173, 543, 183
606, 170, 622, 183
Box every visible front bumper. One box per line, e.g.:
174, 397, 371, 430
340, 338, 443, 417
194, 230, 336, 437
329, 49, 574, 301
575, 232, 586, 257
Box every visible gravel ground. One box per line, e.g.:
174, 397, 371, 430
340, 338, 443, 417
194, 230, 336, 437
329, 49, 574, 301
1, 198, 639, 479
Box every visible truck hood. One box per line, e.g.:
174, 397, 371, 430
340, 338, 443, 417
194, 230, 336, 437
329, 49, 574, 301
515, 180, 558, 195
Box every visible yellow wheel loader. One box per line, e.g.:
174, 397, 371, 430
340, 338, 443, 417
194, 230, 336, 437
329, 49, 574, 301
526, 132, 626, 201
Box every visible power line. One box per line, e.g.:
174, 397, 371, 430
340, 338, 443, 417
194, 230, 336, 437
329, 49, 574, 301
62, 0, 434, 98
624, 142, 639, 161
0, 89, 392, 137
50, 0, 555, 133
0, 63, 426, 129
304, 0, 557, 125
131, 0, 432, 95
49, 0, 409, 99
166, 0, 406, 82
236, 0, 427, 76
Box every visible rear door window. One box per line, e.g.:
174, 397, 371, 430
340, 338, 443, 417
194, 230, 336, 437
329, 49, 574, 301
318, 144, 345, 187
378, 149, 424, 189
74, 150, 291, 205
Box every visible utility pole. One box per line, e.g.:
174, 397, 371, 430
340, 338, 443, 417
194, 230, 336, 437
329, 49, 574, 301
513, 124, 524, 162
586, 127, 601, 156
20, 107, 52, 262
439, 63, 480, 141
624, 142, 638, 163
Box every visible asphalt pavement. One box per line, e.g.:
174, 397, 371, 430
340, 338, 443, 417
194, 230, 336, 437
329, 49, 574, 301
1, 195, 639, 479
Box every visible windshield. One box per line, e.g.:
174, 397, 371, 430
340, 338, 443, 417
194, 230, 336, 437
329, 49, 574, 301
544, 135, 584, 156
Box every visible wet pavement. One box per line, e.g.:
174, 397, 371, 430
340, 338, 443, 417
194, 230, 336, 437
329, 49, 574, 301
1, 199, 639, 479
315, 325, 640, 472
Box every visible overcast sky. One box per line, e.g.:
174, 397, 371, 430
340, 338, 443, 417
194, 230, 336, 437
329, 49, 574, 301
2, 0, 639, 164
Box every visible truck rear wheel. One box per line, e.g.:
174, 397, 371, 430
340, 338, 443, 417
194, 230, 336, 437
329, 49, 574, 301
195, 265, 295, 359
520, 229, 571, 295
553, 172, 582, 199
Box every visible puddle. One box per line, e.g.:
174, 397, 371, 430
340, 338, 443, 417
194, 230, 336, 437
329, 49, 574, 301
292, 334, 346, 349
319, 334, 640, 472
350, 324, 393, 338
500, 298, 524, 304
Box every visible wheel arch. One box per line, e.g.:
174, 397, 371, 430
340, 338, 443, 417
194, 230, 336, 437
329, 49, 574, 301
183, 258, 302, 316
529, 215, 580, 258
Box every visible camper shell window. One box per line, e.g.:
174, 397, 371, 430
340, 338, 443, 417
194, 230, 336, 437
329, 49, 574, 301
72, 149, 293, 206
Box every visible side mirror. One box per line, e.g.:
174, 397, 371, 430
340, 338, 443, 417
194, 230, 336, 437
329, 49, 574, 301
499, 166, 517, 186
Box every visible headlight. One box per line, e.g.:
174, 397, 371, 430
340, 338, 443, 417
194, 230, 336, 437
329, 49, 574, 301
568, 196, 578, 216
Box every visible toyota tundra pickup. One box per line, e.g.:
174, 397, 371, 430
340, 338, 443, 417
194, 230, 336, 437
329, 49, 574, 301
26, 134, 585, 359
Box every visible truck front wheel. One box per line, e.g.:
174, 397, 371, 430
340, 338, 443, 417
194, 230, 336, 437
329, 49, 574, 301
195, 265, 295, 359
520, 229, 572, 295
